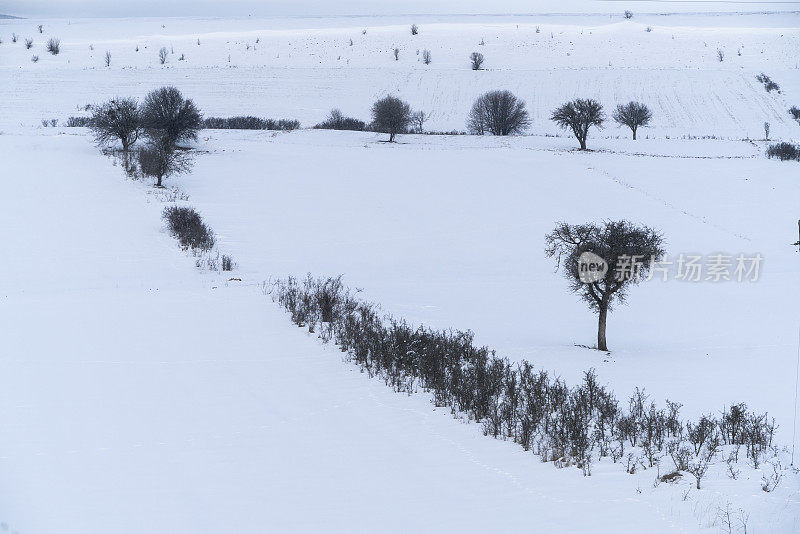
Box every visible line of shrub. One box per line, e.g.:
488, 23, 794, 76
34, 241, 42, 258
162, 206, 215, 251
766, 142, 800, 161
269, 275, 778, 483
202, 116, 300, 131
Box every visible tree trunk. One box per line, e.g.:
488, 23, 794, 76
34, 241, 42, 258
156, 174, 163, 187
632, 127, 637, 140
579, 136, 587, 150
597, 303, 608, 351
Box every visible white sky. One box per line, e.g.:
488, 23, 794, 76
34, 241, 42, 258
3, 0, 799, 18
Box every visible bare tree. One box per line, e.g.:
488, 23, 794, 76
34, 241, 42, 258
89, 97, 141, 152
46, 38, 60, 55
104, 50, 111, 67
159, 46, 168, 64
410, 24, 418, 35
24, 38, 33, 49
551, 98, 605, 149
612, 101, 652, 140
410, 110, 428, 133
140, 86, 202, 148
422, 49, 431, 64
137, 142, 193, 187
467, 90, 530, 136
371, 95, 412, 142
470, 52, 485, 70
545, 220, 665, 351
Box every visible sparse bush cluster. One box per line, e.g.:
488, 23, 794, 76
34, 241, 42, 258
202, 116, 300, 131
755, 73, 780, 93
65, 116, 92, 127
46, 37, 60, 55
270, 275, 777, 482
314, 109, 366, 131
162, 206, 215, 251
766, 142, 800, 161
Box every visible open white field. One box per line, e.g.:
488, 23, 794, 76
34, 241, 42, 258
1, 9, 800, 534
1, 13, 799, 137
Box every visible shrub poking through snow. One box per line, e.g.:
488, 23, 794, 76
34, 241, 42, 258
221, 255, 235, 271
31, 55, 39, 63
766, 142, 800, 161
371, 95, 412, 142
158, 46, 168, 64
422, 49, 431, 64
162, 206, 215, 251
202, 116, 300, 130
467, 90, 530, 136
269, 274, 778, 478
24, 38, 32, 49
46, 38, 60, 55
65, 116, 92, 127
755, 73, 780, 93
314, 109, 366, 131
551, 98, 605, 149
410, 24, 418, 35
789, 106, 800, 123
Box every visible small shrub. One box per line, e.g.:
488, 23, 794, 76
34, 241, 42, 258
756, 73, 780, 93
314, 109, 365, 131
789, 106, 800, 123
422, 49, 431, 65
38, 24, 43, 34
470, 51, 484, 70
65, 116, 92, 127
624, 10, 633, 19
222, 255, 235, 271
410, 24, 418, 35
31, 55, 39, 63
766, 142, 800, 161
24, 38, 32, 49
11, 33, 18, 43
393, 47, 399, 61
104, 50, 111, 67
645, 26, 652, 32
716, 49, 724, 62
46, 38, 60, 55
162, 206, 215, 251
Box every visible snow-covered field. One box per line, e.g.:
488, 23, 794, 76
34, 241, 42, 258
1, 9, 800, 534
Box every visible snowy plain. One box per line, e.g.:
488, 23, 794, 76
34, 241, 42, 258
1, 8, 800, 534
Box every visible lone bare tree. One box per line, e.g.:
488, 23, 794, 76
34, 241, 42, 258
545, 220, 665, 351
612, 101, 652, 140
140, 86, 202, 149
467, 90, 530, 135
422, 49, 431, 64
371, 95, 412, 142
551, 98, 605, 149
137, 141, 193, 187
411, 110, 428, 133
470, 52, 485, 70
104, 50, 112, 67
158, 46, 168, 64
89, 97, 141, 152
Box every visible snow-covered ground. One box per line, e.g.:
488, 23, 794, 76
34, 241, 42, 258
1, 10, 800, 534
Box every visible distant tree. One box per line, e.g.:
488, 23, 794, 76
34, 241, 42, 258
545, 220, 665, 351
470, 52, 485, 70
46, 38, 60, 55
89, 97, 141, 152
763, 122, 770, 140
158, 46, 168, 64
104, 50, 111, 67
467, 90, 530, 136
422, 49, 431, 64
137, 141, 193, 187
624, 10, 633, 19
411, 24, 418, 35
393, 47, 400, 60
24, 38, 32, 49
410, 110, 428, 133
140, 86, 202, 148
314, 108, 366, 131
371, 95, 412, 142
38, 24, 43, 34
612, 101, 652, 140
551, 98, 605, 149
